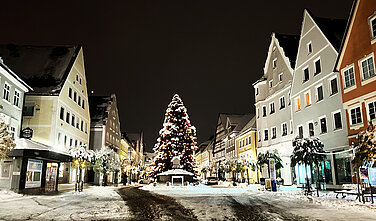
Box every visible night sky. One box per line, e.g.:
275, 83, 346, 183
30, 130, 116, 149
0, 0, 353, 151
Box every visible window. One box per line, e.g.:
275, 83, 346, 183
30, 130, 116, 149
66, 112, 70, 124
272, 127, 277, 139
60, 107, 64, 120
303, 67, 309, 82
305, 92, 311, 106
269, 80, 273, 88
79, 78, 82, 85
279, 73, 283, 82
74, 91, 77, 102
70, 138, 73, 147
76, 75, 79, 81
316, 85, 323, 102
75, 140, 78, 147
248, 137, 251, 145
371, 16, 376, 38
264, 129, 269, 141
57, 132, 62, 145
258, 131, 261, 142
295, 97, 301, 111
85, 123, 88, 133
13, 90, 20, 107
298, 126, 303, 138
3, 83, 10, 101
257, 108, 260, 118
307, 42, 312, 54
314, 59, 321, 75
330, 77, 338, 95
273, 58, 277, 69
81, 120, 84, 131
280, 97, 285, 109
282, 123, 287, 136
71, 115, 75, 126
64, 136, 67, 147
78, 96, 81, 106
76, 117, 80, 129
256, 87, 259, 95
343, 66, 355, 88
308, 122, 314, 137
333, 111, 343, 130
10, 126, 15, 139
270, 102, 275, 114
320, 117, 327, 134
369, 101, 376, 120
82, 99, 85, 109
69, 88, 72, 98
23, 105, 34, 116
350, 107, 362, 125
262, 106, 267, 117
360, 56, 375, 80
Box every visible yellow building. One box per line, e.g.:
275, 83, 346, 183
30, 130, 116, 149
235, 116, 258, 184
1, 45, 91, 184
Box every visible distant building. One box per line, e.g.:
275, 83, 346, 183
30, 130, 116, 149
0, 58, 32, 190
88, 94, 121, 185
291, 10, 349, 185
235, 116, 258, 184
336, 0, 376, 147
212, 113, 252, 181
0, 45, 89, 192
253, 33, 299, 185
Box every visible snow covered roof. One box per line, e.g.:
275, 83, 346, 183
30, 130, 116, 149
89, 95, 115, 126
14, 138, 70, 155
157, 169, 194, 176
0, 44, 80, 95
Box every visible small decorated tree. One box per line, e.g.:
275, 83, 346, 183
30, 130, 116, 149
70, 145, 95, 191
93, 146, 120, 186
152, 94, 198, 177
0, 118, 16, 159
352, 123, 376, 169
257, 150, 283, 178
291, 137, 326, 194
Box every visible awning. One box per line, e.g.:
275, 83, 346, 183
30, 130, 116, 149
157, 169, 195, 176
8, 138, 72, 162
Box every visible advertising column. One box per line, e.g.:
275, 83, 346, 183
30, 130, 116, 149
269, 158, 277, 192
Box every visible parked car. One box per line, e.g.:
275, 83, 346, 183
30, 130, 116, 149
206, 177, 218, 185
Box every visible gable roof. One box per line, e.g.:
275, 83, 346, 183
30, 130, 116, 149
239, 115, 257, 134
0, 44, 81, 95
218, 113, 253, 135
89, 95, 113, 126
306, 10, 347, 51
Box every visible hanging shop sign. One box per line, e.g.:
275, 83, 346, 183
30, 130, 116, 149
21, 127, 33, 139
25, 159, 43, 188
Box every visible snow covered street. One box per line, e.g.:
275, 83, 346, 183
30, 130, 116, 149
2, 184, 376, 220
0, 185, 130, 220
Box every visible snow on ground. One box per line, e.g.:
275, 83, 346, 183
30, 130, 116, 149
0, 185, 130, 220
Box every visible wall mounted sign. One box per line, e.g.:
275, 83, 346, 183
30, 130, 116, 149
21, 127, 33, 139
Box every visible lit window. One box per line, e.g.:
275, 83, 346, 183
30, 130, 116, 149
305, 92, 311, 106
295, 97, 301, 111
316, 86, 323, 102
350, 107, 362, 125
13, 90, 20, 107
360, 56, 375, 80
343, 66, 355, 88
303, 67, 309, 82
3, 83, 10, 101
369, 101, 376, 120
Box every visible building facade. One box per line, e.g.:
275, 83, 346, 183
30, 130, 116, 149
88, 94, 121, 185
235, 116, 258, 184
0, 59, 31, 189
336, 0, 376, 147
291, 10, 350, 185
253, 33, 299, 185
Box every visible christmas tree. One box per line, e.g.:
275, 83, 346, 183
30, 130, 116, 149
152, 94, 198, 176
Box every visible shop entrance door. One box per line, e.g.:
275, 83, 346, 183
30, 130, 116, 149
45, 163, 58, 192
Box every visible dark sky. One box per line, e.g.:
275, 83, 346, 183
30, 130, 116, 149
0, 0, 353, 152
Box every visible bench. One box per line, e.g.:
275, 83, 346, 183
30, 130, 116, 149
334, 184, 360, 200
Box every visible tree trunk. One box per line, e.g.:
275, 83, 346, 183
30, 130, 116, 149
305, 164, 310, 195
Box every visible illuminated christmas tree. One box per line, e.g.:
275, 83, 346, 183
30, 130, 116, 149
152, 94, 198, 176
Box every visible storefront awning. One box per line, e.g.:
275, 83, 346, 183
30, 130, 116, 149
8, 138, 72, 162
